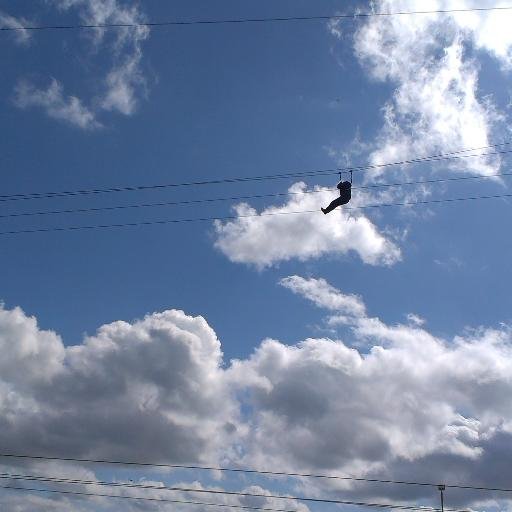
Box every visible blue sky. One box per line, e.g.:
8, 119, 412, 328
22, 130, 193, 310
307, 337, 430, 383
2, 1, 512, 511
2, 0, 510, 353
2, 0, 385, 353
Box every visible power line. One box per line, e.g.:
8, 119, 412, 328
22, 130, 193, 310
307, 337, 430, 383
0, 143, 508, 204
1, 171, 512, 221
0, 474, 449, 512
347, 192, 512, 211
0, 209, 314, 236
0, 453, 509, 494
0, 190, 308, 219
0, 484, 452, 512
0, 145, 507, 202
0, 484, 301, 512
0, 191, 511, 237
2, 6, 512, 32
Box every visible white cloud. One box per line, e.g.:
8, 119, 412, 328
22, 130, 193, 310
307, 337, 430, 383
14, 79, 99, 130
5, 290, 512, 507
56, 0, 150, 116
101, 49, 145, 115
353, 0, 507, 178
14, 0, 150, 128
447, 0, 512, 69
406, 312, 426, 326
0, 305, 239, 464
327, 18, 343, 40
0, 306, 65, 414
279, 275, 366, 317
0, 478, 311, 512
227, 276, 512, 501
0, 11, 31, 45
213, 182, 402, 268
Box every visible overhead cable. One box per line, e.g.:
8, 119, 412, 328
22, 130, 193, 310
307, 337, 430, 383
0, 485, 314, 512
0, 474, 451, 512
1, 171, 511, 220
1, 6, 512, 32
348, 192, 512, 211
0, 452, 509, 493
0, 143, 509, 203
0, 191, 511, 236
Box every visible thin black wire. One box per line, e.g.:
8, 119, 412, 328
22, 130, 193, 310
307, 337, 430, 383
0, 486, 300, 512
0, 475, 448, 512
1, 6, 512, 32
0, 484, 302, 512
0, 484, 453, 512
347, 192, 512, 211
0, 452, 508, 494
0, 143, 508, 203
1, 171, 511, 221
0, 191, 511, 236
0, 145, 507, 202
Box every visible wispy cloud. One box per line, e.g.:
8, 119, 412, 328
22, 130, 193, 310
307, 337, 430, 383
101, 47, 146, 115
56, 0, 150, 117
14, 0, 150, 129
0, 10, 31, 45
14, 79, 100, 130
352, 0, 508, 178
280, 275, 366, 317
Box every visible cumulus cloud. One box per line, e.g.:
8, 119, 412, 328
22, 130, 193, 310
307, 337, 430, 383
353, 0, 508, 178
0, 461, 105, 511
0, 306, 239, 464
4, 290, 512, 507
14, 0, 150, 128
213, 182, 402, 268
228, 276, 512, 504
0, 478, 311, 512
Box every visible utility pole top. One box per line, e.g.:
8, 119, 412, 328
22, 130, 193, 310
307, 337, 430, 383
438, 484, 445, 512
